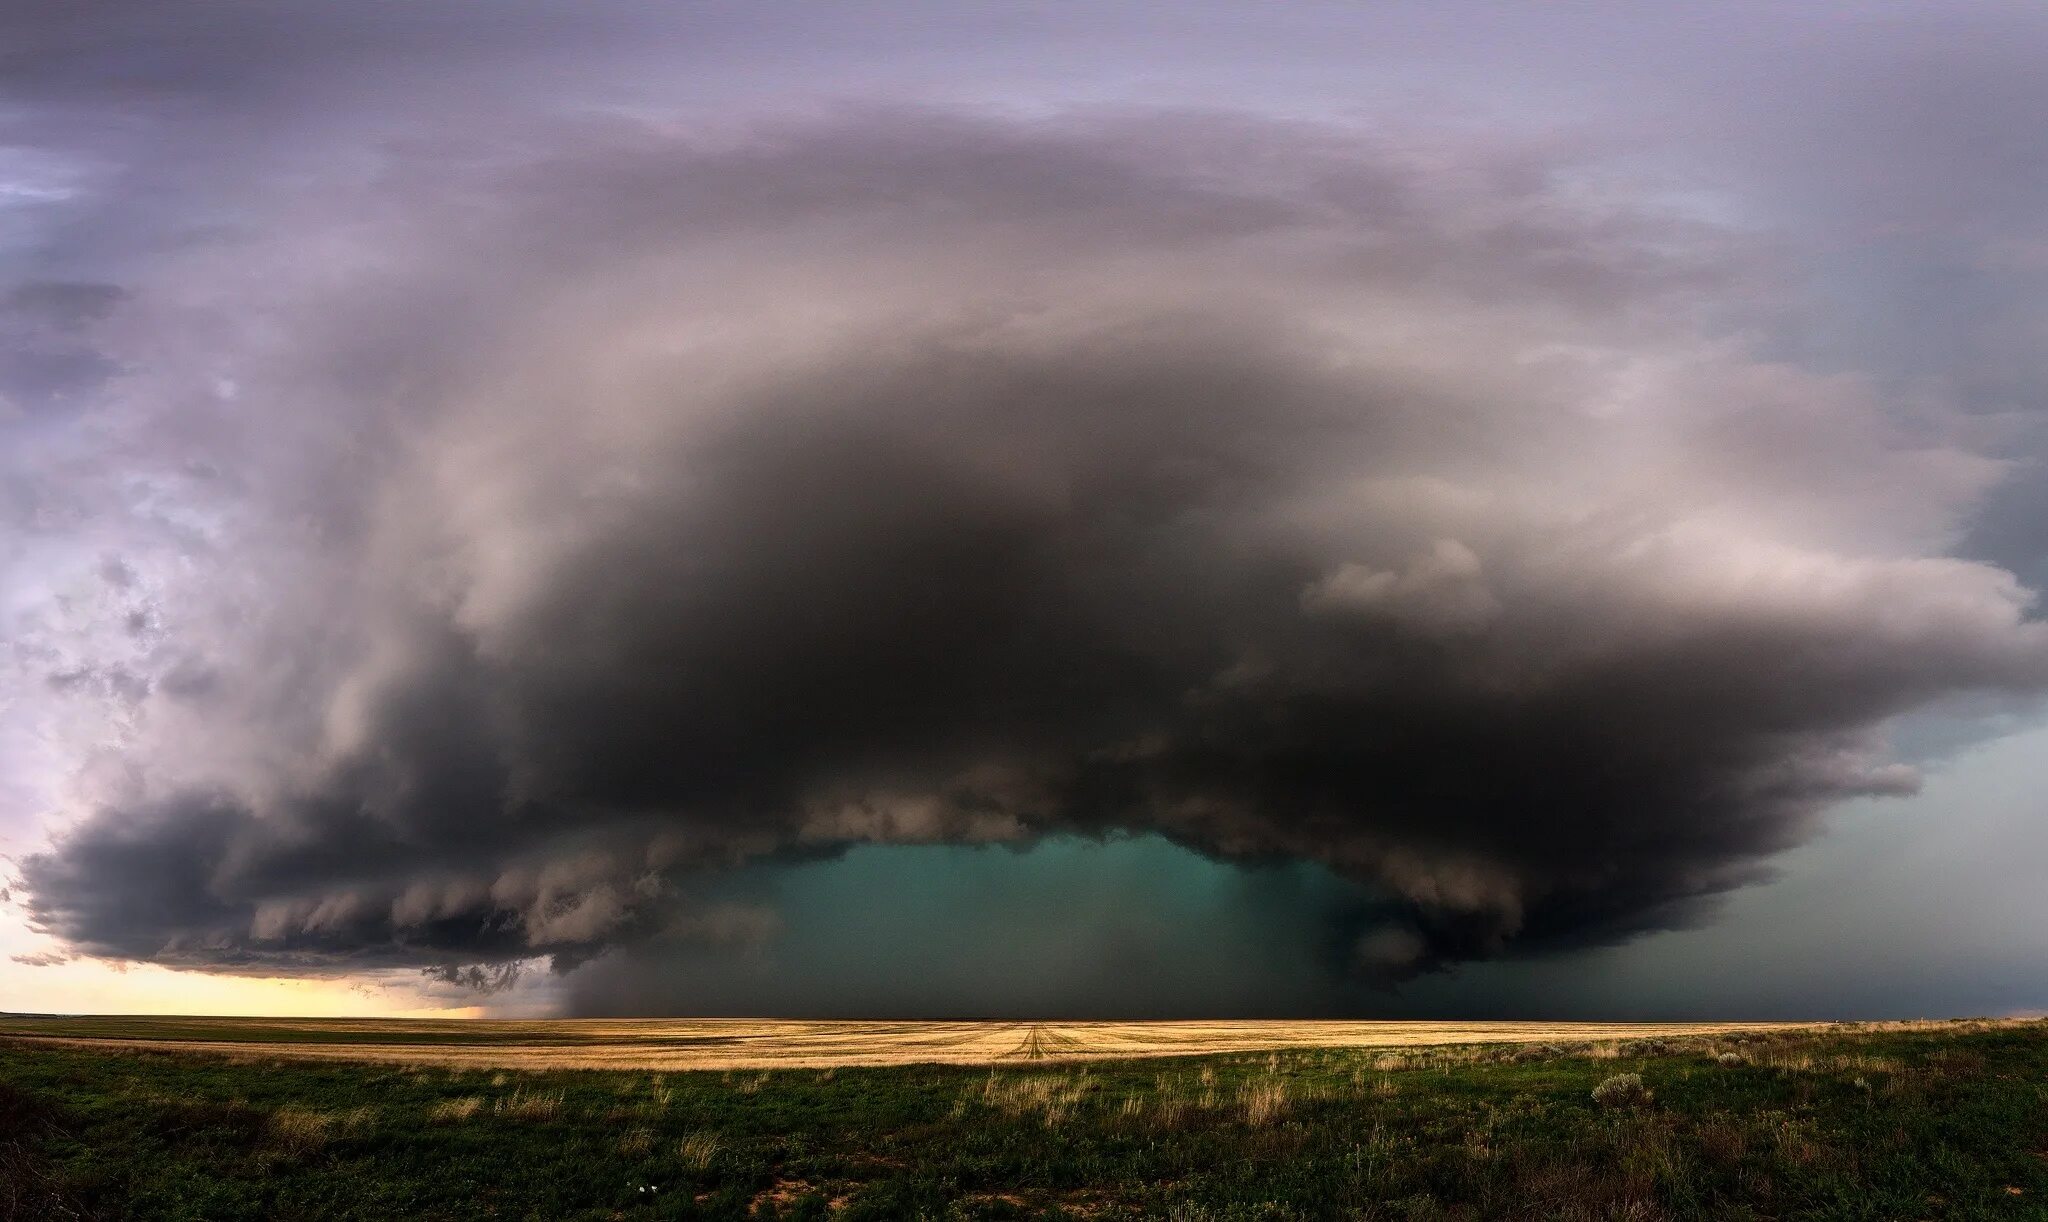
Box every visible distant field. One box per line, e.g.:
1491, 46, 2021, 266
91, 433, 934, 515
1, 1018, 2043, 1219
0, 1015, 1815, 1070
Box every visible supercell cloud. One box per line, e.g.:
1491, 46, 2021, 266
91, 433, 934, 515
7, 4, 2048, 1010
13, 108, 2045, 988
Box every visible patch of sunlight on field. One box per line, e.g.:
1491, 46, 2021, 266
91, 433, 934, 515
0, 1015, 1839, 1070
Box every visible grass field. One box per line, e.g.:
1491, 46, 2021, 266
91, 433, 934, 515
2, 1017, 2044, 1219
0, 1015, 1813, 1070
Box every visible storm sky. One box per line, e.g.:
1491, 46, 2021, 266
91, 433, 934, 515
5, 2, 2048, 1019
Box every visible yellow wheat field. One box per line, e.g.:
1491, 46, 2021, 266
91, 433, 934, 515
0, 1015, 1826, 1071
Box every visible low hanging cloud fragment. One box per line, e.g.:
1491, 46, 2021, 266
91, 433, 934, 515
14, 109, 2048, 990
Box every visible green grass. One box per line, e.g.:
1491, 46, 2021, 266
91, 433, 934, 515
2, 1022, 2045, 1220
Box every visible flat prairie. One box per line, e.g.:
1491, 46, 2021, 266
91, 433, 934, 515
0, 1013, 1813, 1069
3, 1016, 2043, 1218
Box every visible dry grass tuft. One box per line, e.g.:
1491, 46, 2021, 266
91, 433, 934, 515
264, 1106, 333, 1156
427, 1096, 482, 1124
677, 1130, 721, 1170
1163, 1088, 1196, 1129
1119, 1071, 1207, 1130
1238, 1076, 1288, 1126
982, 1071, 1088, 1127
493, 1088, 563, 1121
618, 1127, 654, 1156
1156, 1090, 1194, 1129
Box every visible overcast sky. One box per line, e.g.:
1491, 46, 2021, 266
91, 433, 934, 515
4, 2, 2048, 1019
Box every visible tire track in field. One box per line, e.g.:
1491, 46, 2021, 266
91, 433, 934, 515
1004, 1023, 1091, 1060
1007, 1024, 1048, 1060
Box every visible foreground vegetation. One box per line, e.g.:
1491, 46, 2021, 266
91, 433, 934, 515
2, 1020, 2044, 1220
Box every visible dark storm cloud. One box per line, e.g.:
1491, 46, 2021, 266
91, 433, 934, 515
14, 107, 2048, 987
423, 963, 524, 996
